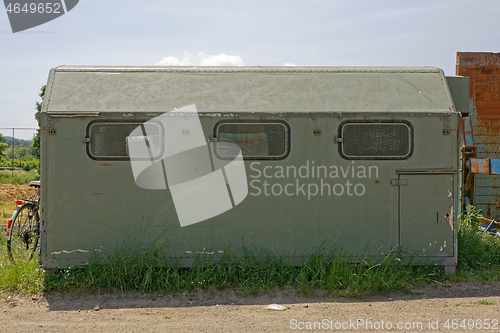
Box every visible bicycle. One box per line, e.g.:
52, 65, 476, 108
6, 180, 40, 262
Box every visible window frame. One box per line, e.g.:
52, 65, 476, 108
213, 119, 291, 161
337, 119, 414, 160
85, 119, 165, 161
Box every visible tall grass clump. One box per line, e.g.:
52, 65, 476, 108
0, 233, 45, 292
295, 249, 444, 296
457, 205, 500, 279
44, 239, 444, 296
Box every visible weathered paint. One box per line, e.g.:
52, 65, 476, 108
490, 159, 500, 175
457, 52, 500, 217
38, 66, 460, 273
463, 117, 475, 147
469, 158, 490, 174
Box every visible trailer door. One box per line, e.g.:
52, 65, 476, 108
399, 174, 454, 257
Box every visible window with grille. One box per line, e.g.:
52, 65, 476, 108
87, 121, 163, 160
214, 121, 290, 160
339, 121, 412, 160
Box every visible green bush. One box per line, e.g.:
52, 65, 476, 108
0, 157, 39, 172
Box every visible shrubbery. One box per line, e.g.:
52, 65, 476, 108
0, 156, 39, 171
0, 136, 39, 172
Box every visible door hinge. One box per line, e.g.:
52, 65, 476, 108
391, 179, 408, 186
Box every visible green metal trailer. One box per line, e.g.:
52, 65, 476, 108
38, 66, 468, 273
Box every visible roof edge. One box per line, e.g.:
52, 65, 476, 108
53, 66, 442, 74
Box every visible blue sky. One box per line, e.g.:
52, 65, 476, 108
1, 0, 499, 139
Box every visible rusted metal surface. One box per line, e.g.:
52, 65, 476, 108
463, 116, 474, 147
468, 158, 490, 174
457, 52, 500, 217
461, 146, 477, 196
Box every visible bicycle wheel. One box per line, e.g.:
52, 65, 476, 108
7, 203, 40, 262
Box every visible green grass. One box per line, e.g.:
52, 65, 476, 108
0, 233, 44, 292
455, 300, 495, 306
455, 205, 500, 280
0, 169, 39, 184
0, 205, 499, 295
470, 300, 495, 305
41, 242, 445, 296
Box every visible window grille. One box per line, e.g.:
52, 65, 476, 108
88, 122, 162, 160
340, 122, 412, 159
215, 122, 290, 160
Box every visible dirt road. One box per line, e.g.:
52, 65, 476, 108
1, 282, 500, 332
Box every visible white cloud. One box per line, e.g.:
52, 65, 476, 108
283, 63, 296, 66
157, 52, 244, 66
156, 55, 185, 66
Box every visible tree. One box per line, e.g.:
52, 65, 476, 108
32, 134, 40, 153
0, 134, 8, 158
32, 85, 45, 154
35, 85, 46, 113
